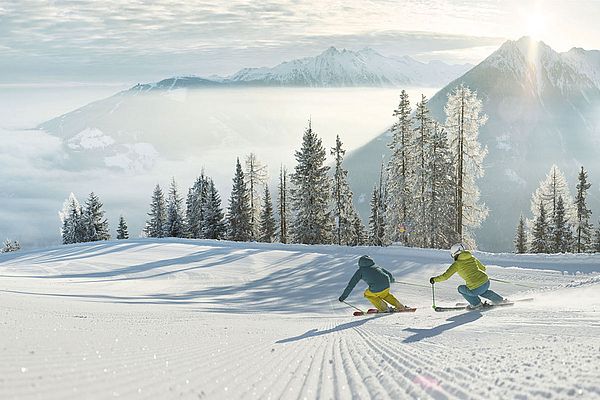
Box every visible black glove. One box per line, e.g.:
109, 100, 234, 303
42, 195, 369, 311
338, 296, 344, 302
429, 277, 435, 284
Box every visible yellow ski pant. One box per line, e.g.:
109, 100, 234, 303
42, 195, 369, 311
364, 288, 403, 311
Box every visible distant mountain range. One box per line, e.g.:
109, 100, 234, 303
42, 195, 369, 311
346, 37, 600, 251
131, 47, 472, 90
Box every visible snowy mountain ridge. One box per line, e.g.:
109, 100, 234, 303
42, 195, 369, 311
131, 47, 472, 90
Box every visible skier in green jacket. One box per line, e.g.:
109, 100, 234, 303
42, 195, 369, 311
430, 243, 507, 309
338, 255, 407, 312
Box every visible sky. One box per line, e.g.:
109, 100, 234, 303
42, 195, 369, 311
1, 0, 600, 84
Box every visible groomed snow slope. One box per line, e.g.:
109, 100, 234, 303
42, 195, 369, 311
1, 239, 598, 399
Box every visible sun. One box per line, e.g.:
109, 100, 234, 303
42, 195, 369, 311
526, 13, 546, 40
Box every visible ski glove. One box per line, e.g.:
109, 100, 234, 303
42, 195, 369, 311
338, 296, 345, 302
429, 277, 436, 284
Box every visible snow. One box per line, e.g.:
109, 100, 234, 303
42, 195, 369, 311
67, 128, 115, 150
0, 239, 598, 399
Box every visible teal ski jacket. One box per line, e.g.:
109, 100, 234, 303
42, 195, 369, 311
339, 256, 394, 301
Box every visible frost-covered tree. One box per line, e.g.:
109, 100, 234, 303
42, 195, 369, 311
369, 166, 386, 246
186, 174, 209, 238
409, 94, 433, 247
385, 90, 413, 245
227, 158, 253, 241
290, 120, 332, 244
60, 193, 85, 244
426, 122, 457, 248
514, 215, 527, 253
593, 221, 600, 253
145, 184, 167, 238
574, 166, 593, 253
166, 178, 186, 238
444, 84, 488, 247
550, 196, 573, 253
116, 215, 129, 239
258, 186, 277, 243
2, 239, 20, 253
245, 153, 268, 240
530, 165, 575, 228
350, 215, 367, 246
330, 134, 361, 246
277, 165, 290, 244
202, 179, 226, 240
530, 202, 550, 253
81, 192, 110, 242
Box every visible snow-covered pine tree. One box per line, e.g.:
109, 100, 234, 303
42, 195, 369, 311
278, 165, 290, 244
351, 215, 367, 246
385, 90, 413, 245
166, 178, 186, 238
530, 165, 575, 230
368, 165, 386, 246
514, 215, 527, 253
81, 192, 110, 242
330, 134, 361, 246
145, 184, 167, 238
245, 153, 268, 241
116, 215, 129, 239
277, 165, 290, 243
530, 202, 550, 253
227, 158, 253, 241
444, 84, 488, 247
426, 122, 457, 248
551, 195, 573, 253
258, 186, 277, 243
290, 120, 332, 244
186, 174, 209, 238
409, 94, 433, 247
574, 166, 593, 253
2, 239, 20, 253
202, 179, 226, 240
60, 193, 84, 244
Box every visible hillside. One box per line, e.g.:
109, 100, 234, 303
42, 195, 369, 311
1, 239, 598, 399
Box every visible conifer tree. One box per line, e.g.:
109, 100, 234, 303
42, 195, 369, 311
202, 179, 226, 240
278, 165, 290, 244
409, 94, 433, 247
530, 202, 550, 253
551, 196, 573, 253
426, 122, 457, 248
60, 193, 85, 244
530, 165, 575, 229
166, 178, 186, 238
444, 84, 488, 247
514, 215, 527, 253
351, 215, 367, 246
574, 166, 592, 253
594, 221, 600, 253
330, 134, 361, 246
258, 186, 277, 243
186, 174, 209, 238
145, 184, 167, 238
81, 192, 110, 242
2, 239, 21, 253
245, 153, 268, 240
385, 90, 413, 245
116, 215, 129, 239
290, 120, 332, 244
368, 166, 386, 246
227, 158, 253, 241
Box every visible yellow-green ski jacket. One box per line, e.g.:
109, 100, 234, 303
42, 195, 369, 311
432, 251, 489, 289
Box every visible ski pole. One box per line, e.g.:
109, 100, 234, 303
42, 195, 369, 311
431, 283, 436, 309
490, 278, 538, 289
342, 300, 365, 314
392, 280, 430, 288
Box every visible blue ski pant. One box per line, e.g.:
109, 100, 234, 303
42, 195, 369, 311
458, 280, 503, 306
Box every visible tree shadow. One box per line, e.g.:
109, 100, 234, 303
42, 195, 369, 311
276, 314, 389, 344
402, 312, 482, 343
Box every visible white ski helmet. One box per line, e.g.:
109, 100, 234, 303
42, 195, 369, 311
450, 243, 466, 259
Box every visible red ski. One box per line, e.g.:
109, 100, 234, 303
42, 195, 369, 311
353, 307, 416, 316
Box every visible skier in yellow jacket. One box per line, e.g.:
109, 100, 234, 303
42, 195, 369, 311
430, 243, 507, 309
